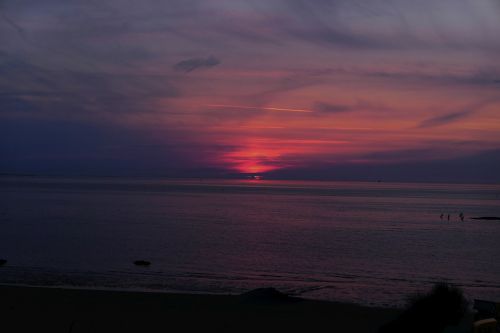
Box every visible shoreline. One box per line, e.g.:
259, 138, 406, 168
0, 282, 402, 307
0, 284, 400, 332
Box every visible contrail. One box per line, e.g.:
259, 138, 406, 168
207, 104, 314, 113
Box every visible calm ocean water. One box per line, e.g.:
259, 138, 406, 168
1, 177, 499, 307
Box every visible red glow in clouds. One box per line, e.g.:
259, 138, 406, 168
222, 147, 284, 174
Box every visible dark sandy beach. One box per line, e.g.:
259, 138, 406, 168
0, 285, 400, 333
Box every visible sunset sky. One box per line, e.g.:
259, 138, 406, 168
1, 0, 500, 182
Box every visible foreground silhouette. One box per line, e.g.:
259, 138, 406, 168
379, 283, 467, 333
0, 285, 399, 333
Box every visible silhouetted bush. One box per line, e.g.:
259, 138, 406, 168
379, 283, 468, 333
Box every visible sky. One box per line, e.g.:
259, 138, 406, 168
1, 0, 500, 182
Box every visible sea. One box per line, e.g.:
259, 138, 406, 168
1, 176, 499, 307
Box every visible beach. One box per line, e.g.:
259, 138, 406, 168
0, 285, 400, 333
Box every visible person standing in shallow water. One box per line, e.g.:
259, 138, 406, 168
447, 214, 450, 221
459, 212, 464, 221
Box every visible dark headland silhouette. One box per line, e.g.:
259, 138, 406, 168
471, 216, 500, 220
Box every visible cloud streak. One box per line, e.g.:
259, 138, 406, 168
418, 110, 472, 128
313, 102, 353, 114
173, 56, 220, 73
417, 99, 498, 128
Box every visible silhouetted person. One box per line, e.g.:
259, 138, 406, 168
440, 214, 444, 220
447, 214, 450, 221
459, 212, 464, 221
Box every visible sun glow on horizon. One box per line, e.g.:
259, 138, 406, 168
221, 146, 284, 174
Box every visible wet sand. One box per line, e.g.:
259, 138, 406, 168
0, 285, 400, 332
